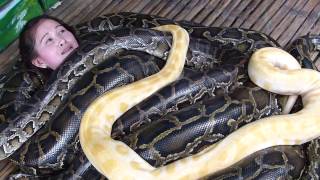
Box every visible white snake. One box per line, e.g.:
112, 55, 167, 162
80, 24, 320, 179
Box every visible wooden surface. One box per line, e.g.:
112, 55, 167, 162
1, 0, 320, 179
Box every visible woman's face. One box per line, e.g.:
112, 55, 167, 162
32, 19, 79, 70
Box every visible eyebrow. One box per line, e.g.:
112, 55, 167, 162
55, 25, 62, 29
40, 32, 48, 44
39, 25, 63, 44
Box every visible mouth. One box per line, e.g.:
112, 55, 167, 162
61, 45, 74, 55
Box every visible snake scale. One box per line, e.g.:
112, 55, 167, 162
0, 12, 319, 179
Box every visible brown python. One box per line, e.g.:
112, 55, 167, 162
79, 40, 320, 179
0, 12, 318, 179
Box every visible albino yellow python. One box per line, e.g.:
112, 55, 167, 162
80, 23, 320, 179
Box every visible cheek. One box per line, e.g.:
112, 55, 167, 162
38, 47, 57, 59
65, 32, 78, 45
38, 46, 63, 65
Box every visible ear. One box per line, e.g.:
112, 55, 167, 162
32, 57, 47, 69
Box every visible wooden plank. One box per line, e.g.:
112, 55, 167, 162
192, 0, 220, 24
0, 41, 19, 72
310, 19, 320, 36
50, 0, 86, 22
251, 0, 286, 31
0, 160, 16, 180
140, 0, 164, 14
278, 0, 319, 47
310, 8, 320, 34
270, 0, 307, 41
79, 0, 114, 22
109, 0, 136, 13
166, 0, 192, 19
150, 0, 171, 15
222, 0, 254, 27
95, 0, 125, 15
63, 0, 98, 24
157, 0, 181, 17
173, 0, 201, 21
182, 0, 211, 22
75, 0, 112, 23
232, 0, 262, 27
260, 0, 299, 35
201, 0, 233, 26
130, 0, 154, 13
240, 0, 275, 29
211, 0, 242, 27
292, 2, 320, 40
121, 0, 141, 12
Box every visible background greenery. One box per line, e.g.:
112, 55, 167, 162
0, 0, 60, 52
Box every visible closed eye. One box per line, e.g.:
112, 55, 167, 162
46, 38, 53, 45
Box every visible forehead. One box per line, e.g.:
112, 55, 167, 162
34, 19, 62, 40
36, 19, 62, 33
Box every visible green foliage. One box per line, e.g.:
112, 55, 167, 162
0, 0, 60, 52
39, 0, 59, 10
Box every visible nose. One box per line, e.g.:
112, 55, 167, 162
58, 38, 66, 48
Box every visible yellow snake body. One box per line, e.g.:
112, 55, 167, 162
80, 24, 320, 179
80, 24, 190, 179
